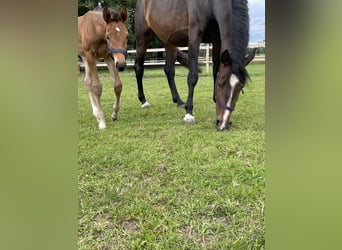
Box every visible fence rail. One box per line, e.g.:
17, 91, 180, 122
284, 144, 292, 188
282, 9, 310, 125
79, 44, 265, 74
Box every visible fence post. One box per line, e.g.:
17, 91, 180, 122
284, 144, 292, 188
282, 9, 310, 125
205, 43, 210, 74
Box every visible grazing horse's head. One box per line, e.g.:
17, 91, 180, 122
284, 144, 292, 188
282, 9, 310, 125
215, 49, 256, 131
103, 7, 128, 71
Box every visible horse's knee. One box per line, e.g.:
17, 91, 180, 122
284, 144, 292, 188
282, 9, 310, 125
92, 84, 102, 97
164, 64, 171, 75
164, 66, 169, 76
187, 71, 199, 86
114, 83, 122, 94
134, 61, 144, 77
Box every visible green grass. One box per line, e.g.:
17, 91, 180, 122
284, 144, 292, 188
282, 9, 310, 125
78, 63, 265, 249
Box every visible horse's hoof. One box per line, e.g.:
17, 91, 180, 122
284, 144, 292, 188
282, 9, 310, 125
141, 102, 151, 109
183, 114, 196, 125
216, 121, 232, 131
111, 113, 118, 121
98, 120, 106, 130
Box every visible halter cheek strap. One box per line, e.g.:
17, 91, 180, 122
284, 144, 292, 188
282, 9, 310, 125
106, 39, 128, 58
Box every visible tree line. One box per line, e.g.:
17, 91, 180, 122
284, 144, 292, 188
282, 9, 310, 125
78, 0, 265, 55
78, 0, 162, 50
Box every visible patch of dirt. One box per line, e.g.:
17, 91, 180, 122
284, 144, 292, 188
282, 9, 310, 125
122, 220, 140, 233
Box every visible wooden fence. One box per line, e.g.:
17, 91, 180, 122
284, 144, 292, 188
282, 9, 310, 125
79, 43, 265, 74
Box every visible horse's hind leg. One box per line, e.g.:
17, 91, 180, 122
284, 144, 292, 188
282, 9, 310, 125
105, 57, 122, 121
82, 54, 106, 129
164, 47, 185, 108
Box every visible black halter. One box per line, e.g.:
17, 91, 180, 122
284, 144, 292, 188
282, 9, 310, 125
106, 38, 128, 58
216, 99, 234, 112
214, 88, 245, 112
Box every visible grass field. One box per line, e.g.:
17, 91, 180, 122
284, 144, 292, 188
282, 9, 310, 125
78, 63, 265, 249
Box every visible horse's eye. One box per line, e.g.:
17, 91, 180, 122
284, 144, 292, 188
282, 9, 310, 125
106, 35, 110, 40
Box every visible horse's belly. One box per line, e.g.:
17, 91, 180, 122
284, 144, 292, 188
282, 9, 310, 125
167, 29, 189, 47
144, 0, 189, 47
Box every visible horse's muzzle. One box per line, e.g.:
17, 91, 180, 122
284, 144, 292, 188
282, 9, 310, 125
116, 62, 126, 72
216, 120, 232, 131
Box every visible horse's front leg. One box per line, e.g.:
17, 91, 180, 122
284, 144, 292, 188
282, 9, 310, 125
183, 29, 201, 125
105, 57, 122, 121
212, 41, 221, 103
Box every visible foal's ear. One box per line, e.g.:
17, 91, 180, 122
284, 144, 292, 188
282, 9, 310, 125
103, 7, 111, 23
245, 48, 257, 66
120, 6, 128, 22
221, 50, 232, 66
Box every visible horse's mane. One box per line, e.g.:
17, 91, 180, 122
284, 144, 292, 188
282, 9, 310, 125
231, 0, 250, 83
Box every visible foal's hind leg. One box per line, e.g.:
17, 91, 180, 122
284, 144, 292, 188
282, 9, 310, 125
82, 54, 106, 129
164, 47, 185, 108
105, 57, 122, 121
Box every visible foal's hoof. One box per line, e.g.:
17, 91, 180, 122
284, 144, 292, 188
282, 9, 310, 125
111, 113, 118, 121
141, 102, 151, 109
98, 121, 107, 130
183, 114, 196, 125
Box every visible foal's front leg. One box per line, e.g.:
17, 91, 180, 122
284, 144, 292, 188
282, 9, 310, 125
106, 58, 122, 121
82, 54, 106, 129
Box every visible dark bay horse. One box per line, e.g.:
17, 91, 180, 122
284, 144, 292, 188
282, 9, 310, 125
78, 7, 128, 129
134, 0, 255, 130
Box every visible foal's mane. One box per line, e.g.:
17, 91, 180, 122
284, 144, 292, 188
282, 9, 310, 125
231, 0, 250, 83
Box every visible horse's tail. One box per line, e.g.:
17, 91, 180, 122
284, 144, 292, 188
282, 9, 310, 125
176, 50, 202, 73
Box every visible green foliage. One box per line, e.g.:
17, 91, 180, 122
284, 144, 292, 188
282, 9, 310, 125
78, 0, 163, 49
78, 63, 265, 248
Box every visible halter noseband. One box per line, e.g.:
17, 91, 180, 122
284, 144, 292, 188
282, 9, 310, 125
215, 88, 244, 112
106, 38, 128, 58
216, 99, 234, 112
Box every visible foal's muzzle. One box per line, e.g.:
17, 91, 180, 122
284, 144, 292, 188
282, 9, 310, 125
116, 62, 126, 72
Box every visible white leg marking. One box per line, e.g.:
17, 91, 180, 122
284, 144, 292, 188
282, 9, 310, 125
220, 74, 239, 130
112, 103, 119, 121
88, 93, 98, 116
183, 113, 196, 125
98, 119, 106, 130
82, 56, 106, 130
141, 102, 151, 109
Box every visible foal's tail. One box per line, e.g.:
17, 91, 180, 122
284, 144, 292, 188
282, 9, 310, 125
176, 50, 202, 73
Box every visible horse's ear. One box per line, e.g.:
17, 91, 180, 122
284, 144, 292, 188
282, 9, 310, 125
245, 48, 257, 66
221, 50, 231, 66
103, 7, 111, 23
120, 6, 128, 22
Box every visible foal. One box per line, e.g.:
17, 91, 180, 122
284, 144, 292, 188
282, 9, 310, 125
78, 7, 128, 129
